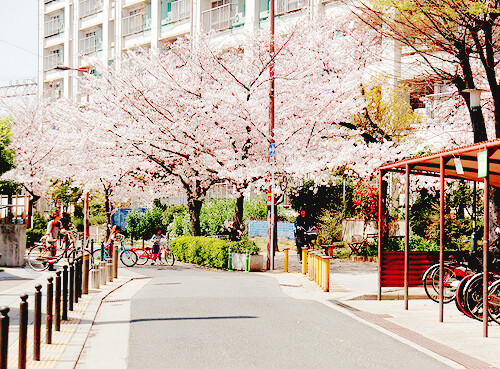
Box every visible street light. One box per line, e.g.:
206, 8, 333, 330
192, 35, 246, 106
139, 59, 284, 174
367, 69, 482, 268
54, 65, 91, 73
54, 65, 92, 102
464, 88, 486, 252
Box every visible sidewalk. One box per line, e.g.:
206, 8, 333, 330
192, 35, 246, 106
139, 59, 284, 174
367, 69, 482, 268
0, 265, 146, 369
272, 250, 499, 369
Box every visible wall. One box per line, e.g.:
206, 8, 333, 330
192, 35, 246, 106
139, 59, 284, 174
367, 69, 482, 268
248, 221, 294, 240
341, 219, 405, 243
0, 224, 26, 267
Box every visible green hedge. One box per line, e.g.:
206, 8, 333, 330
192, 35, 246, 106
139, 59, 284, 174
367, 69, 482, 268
170, 236, 259, 269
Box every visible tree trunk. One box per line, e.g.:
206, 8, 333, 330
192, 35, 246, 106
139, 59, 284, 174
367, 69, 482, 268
27, 194, 40, 228
231, 192, 245, 241
103, 186, 113, 239
187, 198, 203, 236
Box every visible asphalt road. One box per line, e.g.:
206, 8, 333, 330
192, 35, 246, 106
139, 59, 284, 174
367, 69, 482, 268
127, 264, 453, 369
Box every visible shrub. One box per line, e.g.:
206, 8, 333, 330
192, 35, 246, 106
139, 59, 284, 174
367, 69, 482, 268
26, 229, 45, 248
316, 210, 343, 244
170, 236, 260, 269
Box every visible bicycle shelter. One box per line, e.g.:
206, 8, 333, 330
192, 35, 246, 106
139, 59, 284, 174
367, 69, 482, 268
377, 139, 500, 338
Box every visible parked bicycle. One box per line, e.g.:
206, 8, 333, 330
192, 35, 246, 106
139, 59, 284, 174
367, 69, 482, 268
92, 226, 137, 267
27, 230, 93, 271
133, 235, 175, 266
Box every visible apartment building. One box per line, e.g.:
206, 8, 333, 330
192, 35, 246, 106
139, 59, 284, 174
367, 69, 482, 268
39, 0, 343, 100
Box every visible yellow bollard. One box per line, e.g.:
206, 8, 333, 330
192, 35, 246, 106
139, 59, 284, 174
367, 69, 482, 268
321, 255, 331, 292
307, 250, 312, 279
314, 252, 319, 283
284, 248, 289, 273
319, 254, 323, 288
302, 248, 307, 275
312, 252, 316, 282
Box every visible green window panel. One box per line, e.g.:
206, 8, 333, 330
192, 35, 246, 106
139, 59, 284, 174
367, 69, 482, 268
161, 0, 172, 24
97, 27, 103, 51
144, 2, 152, 30
260, 0, 269, 13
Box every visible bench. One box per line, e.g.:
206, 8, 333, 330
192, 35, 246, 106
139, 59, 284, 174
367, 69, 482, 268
348, 234, 378, 254
321, 243, 344, 257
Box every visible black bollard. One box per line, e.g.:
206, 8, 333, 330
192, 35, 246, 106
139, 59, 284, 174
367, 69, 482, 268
34, 284, 42, 361
77, 257, 82, 299
0, 306, 9, 369
19, 294, 28, 369
62, 265, 68, 321
74, 260, 79, 304
55, 271, 61, 330
69, 263, 74, 311
46, 277, 53, 344
101, 241, 104, 262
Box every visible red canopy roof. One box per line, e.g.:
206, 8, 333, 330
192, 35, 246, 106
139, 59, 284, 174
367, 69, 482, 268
379, 139, 500, 187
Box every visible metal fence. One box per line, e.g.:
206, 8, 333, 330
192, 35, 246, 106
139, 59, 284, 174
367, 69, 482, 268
80, 0, 103, 18
123, 13, 145, 36
201, 4, 236, 33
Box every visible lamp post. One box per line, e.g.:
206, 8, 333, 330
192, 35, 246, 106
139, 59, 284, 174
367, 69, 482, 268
54, 65, 91, 102
464, 88, 485, 252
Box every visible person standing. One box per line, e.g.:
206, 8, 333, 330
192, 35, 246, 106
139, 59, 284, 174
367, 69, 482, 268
294, 209, 314, 261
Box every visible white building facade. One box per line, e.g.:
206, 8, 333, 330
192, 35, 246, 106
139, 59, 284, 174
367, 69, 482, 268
39, 0, 344, 100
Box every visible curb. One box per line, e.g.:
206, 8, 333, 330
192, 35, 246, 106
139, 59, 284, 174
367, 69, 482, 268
55, 270, 149, 369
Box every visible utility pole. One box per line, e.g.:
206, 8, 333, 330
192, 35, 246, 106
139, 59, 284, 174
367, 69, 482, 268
267, 0, 276, 271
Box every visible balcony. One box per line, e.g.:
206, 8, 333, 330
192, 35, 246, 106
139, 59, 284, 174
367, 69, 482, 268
276, 0, 305, 14
44, 53, 63, 71
80, 0, 103, 18
80, 33, 102, 54
170, 0, 190, 23
201, 4, 236, 33
123, 13, 145, 36
44, 17, 64, 38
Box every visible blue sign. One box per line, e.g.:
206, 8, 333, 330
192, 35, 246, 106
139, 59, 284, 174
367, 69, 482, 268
269, 142, 276, 157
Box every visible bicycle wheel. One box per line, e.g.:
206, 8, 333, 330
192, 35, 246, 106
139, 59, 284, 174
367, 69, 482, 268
423, 264, 459, 303
27, 246, 51, 271
159, 248, 175, 266
135, 250, 150, 265
68, 248, 94, 265
488, 279, 500, 325
120, 249, 138, 267
92, 248, 110, 263
423, 264, 440, 302
455, 274, 474, 318
464, 272, 500, 321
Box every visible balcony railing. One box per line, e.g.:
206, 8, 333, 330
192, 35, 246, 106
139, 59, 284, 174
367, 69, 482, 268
276, 0, 305, 14
80, 33, 102, 54
201, 4, 236, 33
44, 17, 64, 38
171, 0, 190, 23
44, 53, 63, 71
80, 0, 103, 18
123, 13, 145, 36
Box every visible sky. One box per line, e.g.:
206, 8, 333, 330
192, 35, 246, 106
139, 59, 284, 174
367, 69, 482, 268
0, 1, 38, 85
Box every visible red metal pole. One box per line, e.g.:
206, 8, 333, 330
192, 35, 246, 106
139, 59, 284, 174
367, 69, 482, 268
439, 157, 444, 322
405, 164, 410, 310
483, 174, 489, 337
267, 0, 276, 271
378, 170, 383, 301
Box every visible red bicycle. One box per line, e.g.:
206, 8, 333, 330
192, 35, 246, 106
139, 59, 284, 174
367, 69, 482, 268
134, 243, 175, 266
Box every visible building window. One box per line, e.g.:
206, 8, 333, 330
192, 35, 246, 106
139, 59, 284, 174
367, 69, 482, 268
80, 28, 103, 54
44, 12, 64, 38
44, 48, 63, 71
